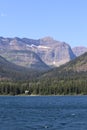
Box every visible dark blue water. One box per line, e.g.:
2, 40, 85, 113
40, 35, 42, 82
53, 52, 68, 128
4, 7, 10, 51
0, 96, 87, 130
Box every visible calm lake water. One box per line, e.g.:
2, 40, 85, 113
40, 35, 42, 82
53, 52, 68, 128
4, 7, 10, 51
0, 96, 87, 130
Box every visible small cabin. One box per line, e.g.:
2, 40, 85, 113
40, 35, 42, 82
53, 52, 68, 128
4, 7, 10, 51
25, 90, 29, 94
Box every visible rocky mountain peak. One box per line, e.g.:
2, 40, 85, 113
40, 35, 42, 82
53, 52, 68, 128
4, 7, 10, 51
72, 46, 87, 56
41, 36, 54, 42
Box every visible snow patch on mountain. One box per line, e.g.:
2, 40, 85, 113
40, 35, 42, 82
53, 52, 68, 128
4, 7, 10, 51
26, 44, 50, 49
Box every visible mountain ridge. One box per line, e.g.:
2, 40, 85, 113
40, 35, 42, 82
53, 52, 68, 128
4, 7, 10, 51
0, 36, 76, 69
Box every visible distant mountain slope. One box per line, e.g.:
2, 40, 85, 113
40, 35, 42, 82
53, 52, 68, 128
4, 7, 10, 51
59, 52, 87, 72
42, 52, 87, 79
2, 50, 50, 71
0, 36, 76, 69
72, 47, 87, 56
0, 55, 41, 81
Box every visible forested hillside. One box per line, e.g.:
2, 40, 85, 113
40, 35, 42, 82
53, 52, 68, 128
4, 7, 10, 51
0, 53, 87, 95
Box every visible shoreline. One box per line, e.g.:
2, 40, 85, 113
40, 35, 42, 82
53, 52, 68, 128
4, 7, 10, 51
0, 94, 87, 96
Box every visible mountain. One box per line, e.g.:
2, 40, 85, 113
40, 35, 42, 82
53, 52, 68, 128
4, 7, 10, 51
37, 37, 76, 67
0, 55, 41, 81
72, 46, 87, 57
58, 52, 87, 72
0, 37, 50, 71
42, 52, 87, 79
0, 36, 76, 69
3, 50, 49, 71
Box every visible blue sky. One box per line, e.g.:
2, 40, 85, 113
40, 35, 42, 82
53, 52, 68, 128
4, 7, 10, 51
0, 0, 87, 47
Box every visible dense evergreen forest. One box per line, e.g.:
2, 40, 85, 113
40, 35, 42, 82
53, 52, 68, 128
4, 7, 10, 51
0, 71, 87, 95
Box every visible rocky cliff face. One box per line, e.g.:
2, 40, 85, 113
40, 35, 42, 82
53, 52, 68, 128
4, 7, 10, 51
58, 52, 87, 72
72, 47, 87, 57
37, 37, 76, 66
0, 36, 76, 69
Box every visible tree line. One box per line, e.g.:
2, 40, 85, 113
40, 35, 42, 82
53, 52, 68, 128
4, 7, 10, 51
0, 73, 87, 95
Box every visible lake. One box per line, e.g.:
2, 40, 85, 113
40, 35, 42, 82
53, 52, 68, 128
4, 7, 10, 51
0, 96, 87, 130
